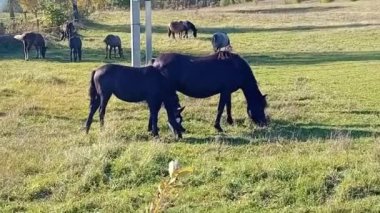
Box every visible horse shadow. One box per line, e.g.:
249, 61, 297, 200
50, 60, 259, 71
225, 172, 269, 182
181, 118, 379, 145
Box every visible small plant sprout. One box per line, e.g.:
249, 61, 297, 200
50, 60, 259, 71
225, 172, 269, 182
168, 160, 180, 178
148, 160, 193, 213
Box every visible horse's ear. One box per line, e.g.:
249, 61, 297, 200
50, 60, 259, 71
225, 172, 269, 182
178, 106, 185, 113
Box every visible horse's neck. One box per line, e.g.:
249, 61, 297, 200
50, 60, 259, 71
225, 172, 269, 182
242, 78, 262, 107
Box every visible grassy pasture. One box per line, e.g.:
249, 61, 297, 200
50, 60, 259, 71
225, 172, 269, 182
1, 0, 380, 212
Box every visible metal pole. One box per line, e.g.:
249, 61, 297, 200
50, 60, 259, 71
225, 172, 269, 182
145, 0, 152, 65
130, 0, 140, 67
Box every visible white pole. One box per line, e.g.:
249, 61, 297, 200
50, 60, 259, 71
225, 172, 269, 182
145, 0, 152, 65
130, 0, 140, 67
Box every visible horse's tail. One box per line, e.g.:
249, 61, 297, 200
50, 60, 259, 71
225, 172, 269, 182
89, 70, 98, 101
14, 34, 25, 41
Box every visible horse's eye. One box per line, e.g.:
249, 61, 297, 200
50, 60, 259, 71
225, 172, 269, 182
176, 118, 181, 123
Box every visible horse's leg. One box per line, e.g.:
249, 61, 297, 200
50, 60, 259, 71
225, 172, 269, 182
105, 45, 108, 59
147, 116, 152, 132
99, 93, 111, 129
163, 99, 183, 139
35, 45, 39, 58
70, 48, 73, 62
78, 47, 82, 61
214, 92, 228, 132
85, 94, 100, 133
23, 42, 29, 61
226, 93, 233, 125
113, 46, 117, 58
109, 46, 112, 59
147, 100, 161, 137
74, 49, 77, 62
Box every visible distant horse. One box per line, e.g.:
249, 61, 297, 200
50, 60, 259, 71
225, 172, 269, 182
212, 32, 231, 52
60, 21, 75, 41
69, 32, 82, 62
168, 21, 186, 39
104, 34, 123, 59
14, 32, 46, 60
153, 52, 268, 132
183, 21, 197, 38
85, 64, 185, 139
168, 21, 198, 39
212, 32, 232, 59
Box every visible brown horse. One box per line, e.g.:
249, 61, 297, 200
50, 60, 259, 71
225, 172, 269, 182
168, 21, 186, 39
168, 21, 198, 39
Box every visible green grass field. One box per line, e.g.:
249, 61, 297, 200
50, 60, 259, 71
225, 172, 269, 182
1, 0, 380, 212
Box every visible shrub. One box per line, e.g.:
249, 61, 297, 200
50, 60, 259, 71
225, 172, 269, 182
42, 3, 67, 27
220, 0, 231, 7
320, 0, 334, 3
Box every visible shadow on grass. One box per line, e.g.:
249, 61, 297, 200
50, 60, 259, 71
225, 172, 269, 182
242, 51, 380, 66
151, 23, 380, 35
181, 119, 379, 145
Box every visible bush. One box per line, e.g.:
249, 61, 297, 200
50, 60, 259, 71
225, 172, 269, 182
220, 0, 231, 6
42, 3, 67, 27
320, 0, 334, 3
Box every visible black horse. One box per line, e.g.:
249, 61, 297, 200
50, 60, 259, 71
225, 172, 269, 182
183, 21, 197, 38
85, 64, 185, 139
69, 32, 82, 62
153, 52, 268, 132
14, 32, 46, 60
104, 34, 123, 59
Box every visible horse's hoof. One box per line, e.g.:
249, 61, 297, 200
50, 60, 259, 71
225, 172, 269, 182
227, 117, 234, 125
214, 124, 224, 132
175, 133, 182, 140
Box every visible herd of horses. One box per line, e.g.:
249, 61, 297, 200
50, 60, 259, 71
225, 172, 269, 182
13, 20, 267, 139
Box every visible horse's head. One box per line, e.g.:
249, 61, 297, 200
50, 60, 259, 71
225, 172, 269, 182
168, 106, 186, 139
193, 29, 197, 38
247, 94, 268, 127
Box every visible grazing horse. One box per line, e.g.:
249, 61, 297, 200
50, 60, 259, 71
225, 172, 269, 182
212, 32, 232, 59
60, 21, 75, 41
85, 64, 185, 139
183, 21, 197, 38
168, 21, 186, 39
14, 32, 46, 61
69, 32, 82, 62
104, 34, 123, 59
153, 52, 268, 132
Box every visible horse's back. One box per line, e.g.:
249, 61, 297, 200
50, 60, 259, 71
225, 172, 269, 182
94, 64, 162, 102
154, 53, 249, 97
104, 34, 121, 46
